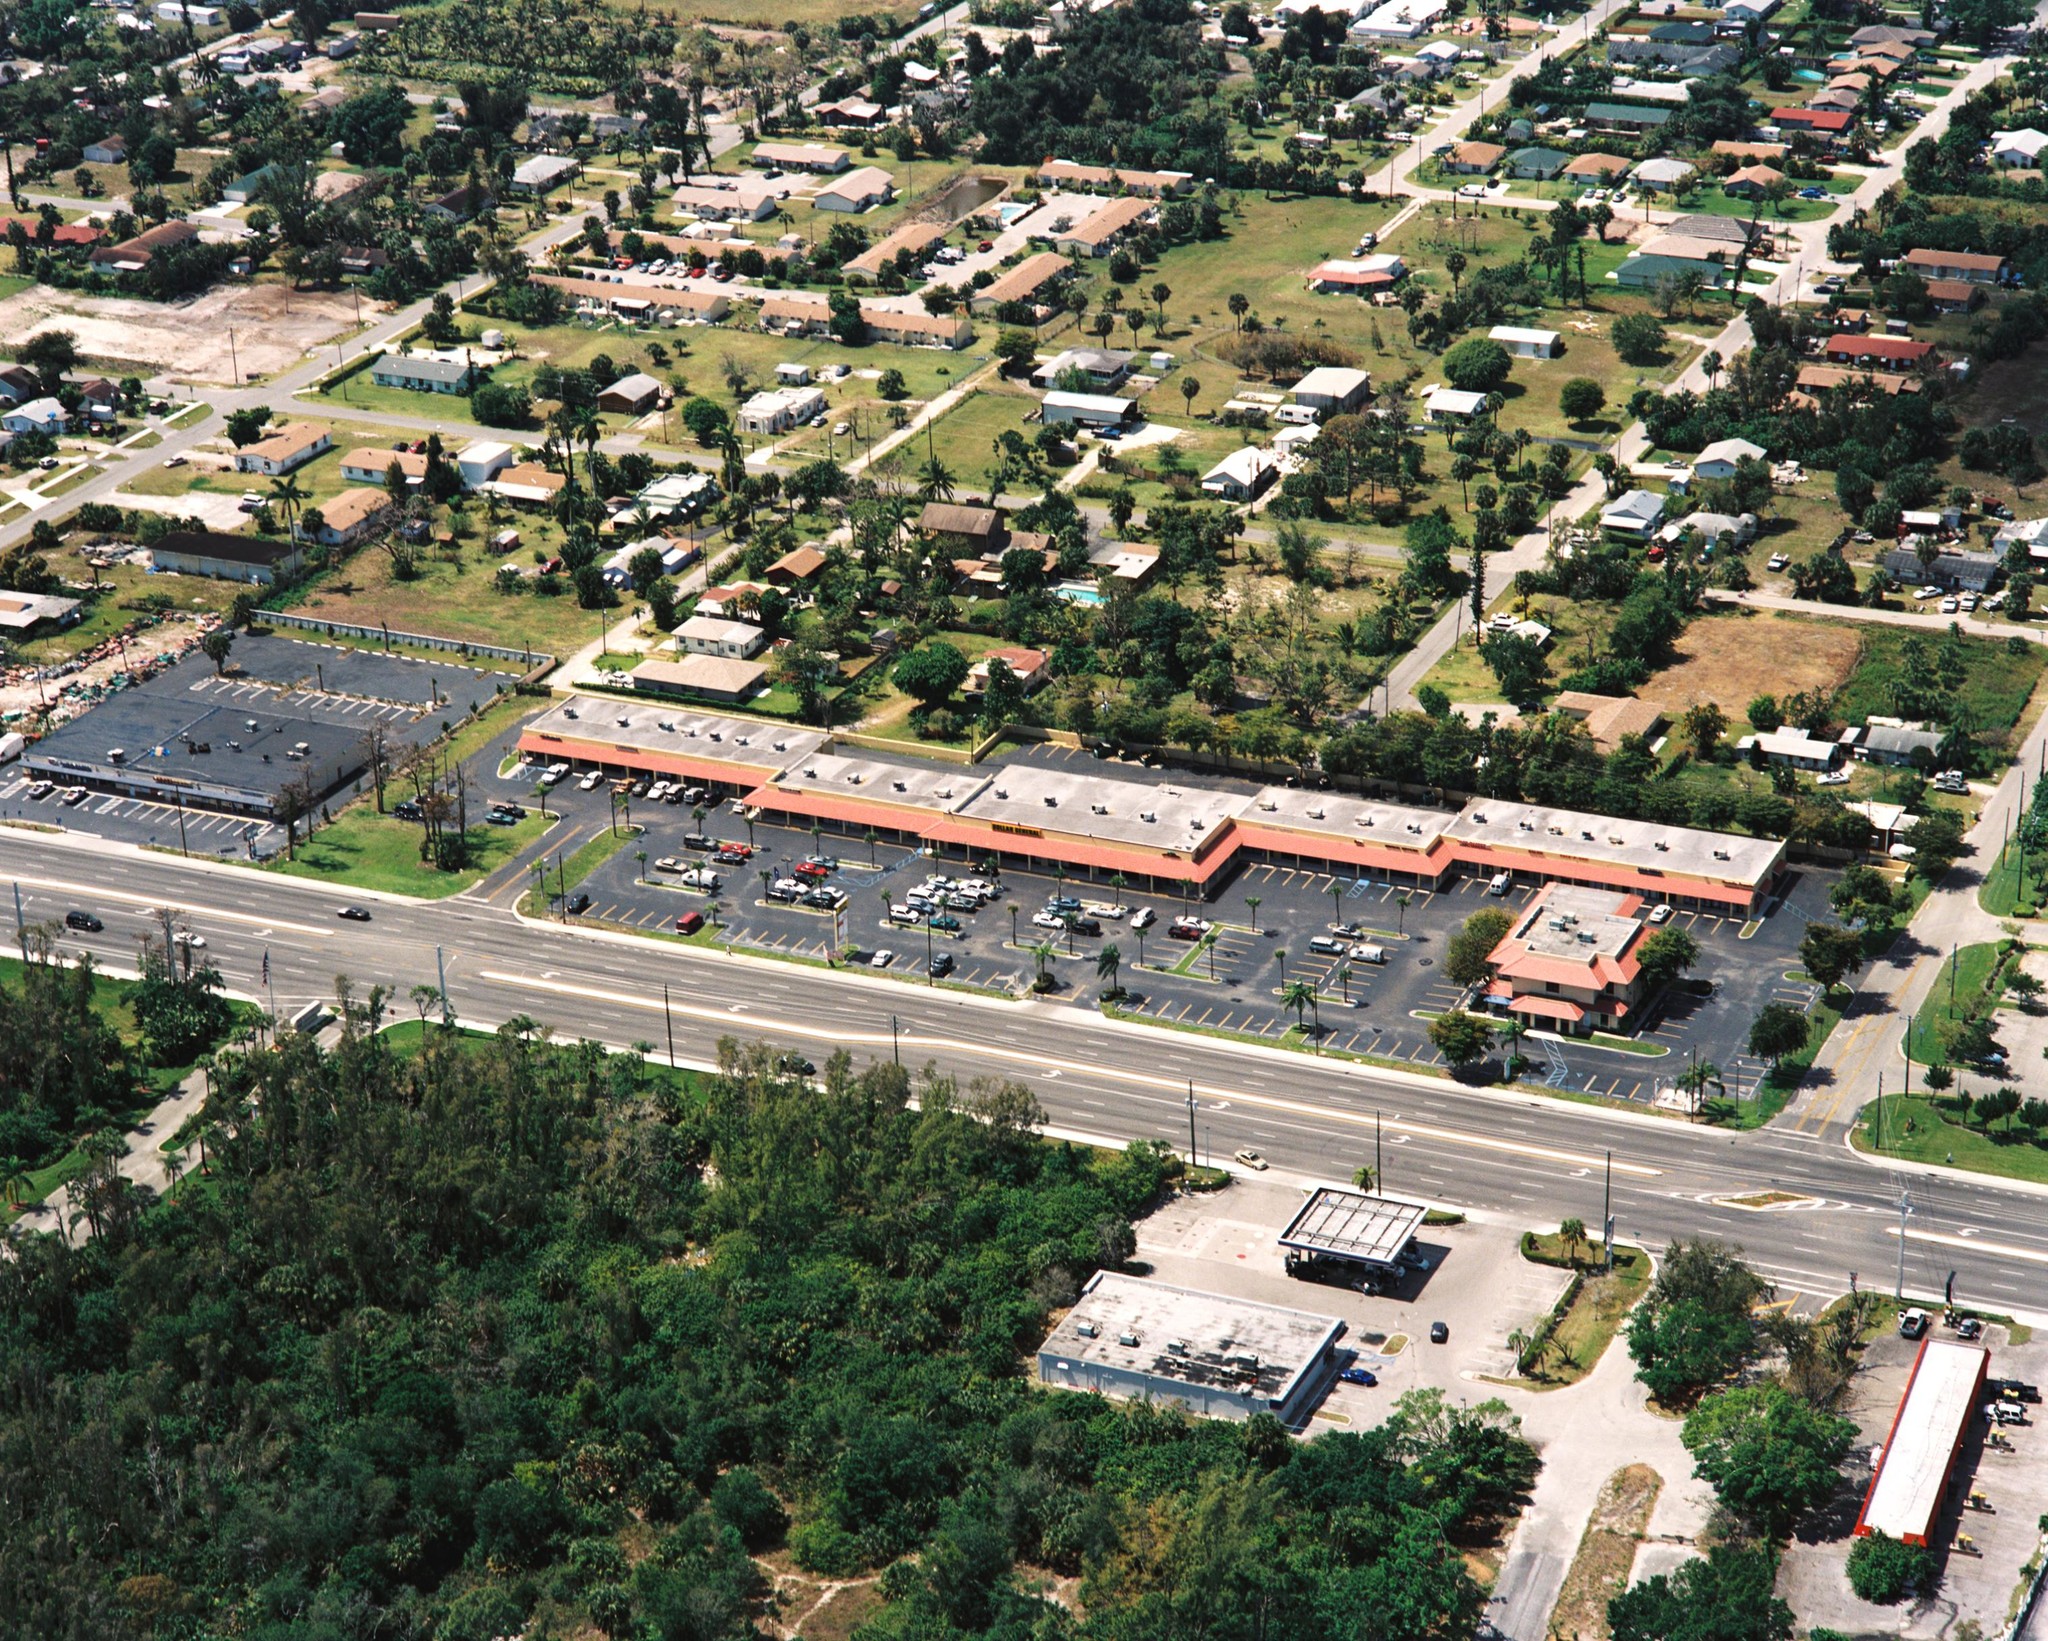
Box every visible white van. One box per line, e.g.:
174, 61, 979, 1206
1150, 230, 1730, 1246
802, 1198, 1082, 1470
1350, 944, 1388, 965
1487, 872, 1511, 896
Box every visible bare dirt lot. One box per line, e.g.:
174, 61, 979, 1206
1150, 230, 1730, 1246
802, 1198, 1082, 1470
1639, 611, 1863, 720
0, 283, 370, 384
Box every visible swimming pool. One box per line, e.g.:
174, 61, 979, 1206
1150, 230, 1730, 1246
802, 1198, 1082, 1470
996, 202, 1030, 225
1054, 582, 1104, 606
1794, 68, 1827, 81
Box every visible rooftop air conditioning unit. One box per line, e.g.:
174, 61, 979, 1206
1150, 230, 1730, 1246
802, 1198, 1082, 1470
1579, 930, 1596, 943
1141, 811, 1156, 823
1190, 818, 1204, 830
1167, 1338, 1189, 1354
617, 717, 629, 727
1473, 813, 1488, 824
1714, 849, 1731, 861
774, 741, 786, 751
995, 789, 1008, 799
1519, 820, 1533, 830
804, 768, 817, 779
1362, 816, 1376, 827
1609, 836, 1624, 845
710, 731, 723, 742
1260, 800, 1278, 811
1044, 795, 1057, 807
1117, 1331, 1140, 1347
1581, 830, 1594, 841
1654, 841, 1669, 851
1308, 807, 1324, 819
1092, 803, 1107, 814
565, 708, 580, 719
1076, 1320, 1098, 1337
848, 774, 862, 785
938, 788, 953, 799
1549, 826, 1564, 835
894, 781, 907, 792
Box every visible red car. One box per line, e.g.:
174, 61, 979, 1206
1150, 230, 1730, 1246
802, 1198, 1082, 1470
978, 239, 993, 252
675, 911, 704, 935
793, 861, 832, 882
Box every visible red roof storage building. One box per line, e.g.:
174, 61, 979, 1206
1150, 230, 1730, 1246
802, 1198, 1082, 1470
1855, 1338, 1990, 1546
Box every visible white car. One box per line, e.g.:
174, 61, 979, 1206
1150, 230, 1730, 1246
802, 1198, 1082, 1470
1131, 907, 1157, 931
172, 930, 206, 949
1084, 901, 1126, 920
1816, 769, 1851, 786
1941, 597, 1959, 614
1456, 182, 1488, 198
578, 770, 603, 791
1960, 592, 1979, 611
655, 856, 684, 872
1915, 585, 1942, 600
1234, 1149, 1269, 1171
1648, 904, 1673, 924
1766, 553, 1789, 572
1032, 910, 1069, 931
680, 868, 720, 890
1309, 935, 1348, 955
869, 949, 895, 968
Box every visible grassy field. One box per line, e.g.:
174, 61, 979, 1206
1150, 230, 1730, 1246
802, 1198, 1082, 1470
1516, 1233, 1650, 1388
1637, 610, 1865, 721
1834, 626, 2048, 755
271, 806, 551, 898
1857, 1092, 2048, 1184
1904, 941, 2010, 1065
918, 382, 1047, 486
1547, 1464, 1664, 1641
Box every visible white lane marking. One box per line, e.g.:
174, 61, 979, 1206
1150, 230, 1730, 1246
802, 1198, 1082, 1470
477, 969, 1664, 1178
23, 875, 333, 937
1888, 1226, 2048, 1267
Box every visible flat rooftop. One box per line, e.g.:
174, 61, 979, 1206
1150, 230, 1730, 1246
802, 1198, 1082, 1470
1246, 786, 1456, 851
1040, 1271, 1344, 1403
523, 695, 824, 768
763, 751, 988, 812
1859, 1338, 1989, 1543
1505, 884, 1642, 962
1278, 1188, 1430, 1268
953, 762, 1253, 853
1446, 800, 1785, 886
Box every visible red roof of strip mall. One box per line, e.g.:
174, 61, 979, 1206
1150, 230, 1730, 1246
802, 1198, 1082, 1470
1492, 952, 1639, 989
921, 816, 1236, 883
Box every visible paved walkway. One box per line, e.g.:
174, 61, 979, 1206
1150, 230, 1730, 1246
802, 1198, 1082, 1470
11, 1064, 211, 1243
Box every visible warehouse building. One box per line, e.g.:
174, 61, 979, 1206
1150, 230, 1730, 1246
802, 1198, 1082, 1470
1036, 1272, 1345, 1425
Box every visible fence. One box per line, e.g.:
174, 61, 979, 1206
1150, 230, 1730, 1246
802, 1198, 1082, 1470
259, 610, 555, 674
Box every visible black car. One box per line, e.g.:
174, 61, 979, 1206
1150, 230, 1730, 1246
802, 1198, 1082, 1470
492, 802, 527, 820
393, 800, 424, 821
1068, 916, 1102, 938
337, 906, 371, 922
928, 952, 956, 978
565, 892, 592, 915
1428, 1321, 1448, 1344
777, 1053, 817, 1076
64, 909, 103, 932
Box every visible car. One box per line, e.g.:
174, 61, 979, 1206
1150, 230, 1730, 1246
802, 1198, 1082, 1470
794, 861, 832, 881
675, 911, 704, 935
1799, 186, 1826, 199
928, 952, 956, 977
1915, 585, 1943, 600
1082, 901, 1126, 920
1941, 597, 1959, 614
714, 846, 749, 865
1994, 1379, 2042, 1403
172, 931, 206, 949
1329, 923, 1368, 940
629, 778, 651, 799
64, 910, 103, 932
394, 799, 425, 819
978, 238, 993, 252
869, 948, 894, 968
337, 906, 371, 921
777, 1052, 817, 1076
1648, 904, 1673, 924
1131, 907, 1157, 931
1309, 935, 1348, 956
1960, 592, 1979, 611
1032, 910, 1068, 931
889, 903, 920, 923
1766, 553, 1789, 571
486, 810, 519, 826
680, 868, 720, 890
1429, 1322, 1448, 1344
1169, 919, 1208, 941
162, 454, 186, 468
1234, 1149, 1268, 1170
681, 834, 714, 851
492, 802, 527, 820
766, 879, 804, 902
1339, 1366, 1378, 1387
61, 786, 88, 806
804, 887, 845, 909
24, 780, 52, 800
1048, 895, 1083, 914
945, 892, 981, 910
1956, 1317, 1984, 1341
1990, 1402, 2028, 1425
1069, 917, 1102, 937
565, 892, 592, 915
1899, 1308, 1930, 1339
833, 421, 849, 436
578, 770, 604, 791
803, 853, 839, 870
929, 912, 962, 931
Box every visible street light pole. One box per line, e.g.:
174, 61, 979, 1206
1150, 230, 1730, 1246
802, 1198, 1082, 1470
663, 981, 676, 1067
1186, 1079, 1197, 1166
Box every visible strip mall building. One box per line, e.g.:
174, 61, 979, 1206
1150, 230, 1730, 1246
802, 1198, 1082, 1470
519, 697, 1788, 913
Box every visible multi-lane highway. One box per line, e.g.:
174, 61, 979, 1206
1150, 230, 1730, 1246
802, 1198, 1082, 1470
7, 826, 2044, 1321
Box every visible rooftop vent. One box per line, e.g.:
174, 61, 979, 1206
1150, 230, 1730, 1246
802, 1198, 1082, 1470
804, 767, 818, 779
1092, 803, 1108, 815
1473, 812, 1488, 824
1581, 830, 1594, 841
1654, 841, 1669, 852
1519, 820, 1533, 830
1141, 811, 1156, 823
1167, 1338, 1189, 1355
565, 707, 579, 719
1308, 807, 1324, 820
1044, 794, 1057, 807
1713, 849, 1731, 861
617, 717, 629, 727
894, 780, 907, 792
1578, 930, 1596, 944
848, 773, 862, 785
1549, 825, 1563, 836
1260, 799, 1278, 811
1609, 836, 1624, 846
995, 788, 1008, 799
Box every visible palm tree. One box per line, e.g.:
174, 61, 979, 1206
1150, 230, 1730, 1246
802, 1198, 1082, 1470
864, 828, 879, 867
1505, 1326, 1533, 1375
917, 456, 956, 502
1200, 929, 1219, 979
1559, 1216, 1587, 1267
1273, 948, 1288, 991
1678, 1058, 1725, 1117
268, 472, 310, 539
1246, 894, 1262, 932
1109, 873, 1128, 910
1030, 939, 1056, 989
1283, 978, 1318, 1045
1007, 901, 1020, 946
1097, 941, 1122, 998
1228, 292, 1250, 331
1336, 961, 1352, 1004
1501, 1015, 1527, 1070
1396, 892, 1411, 934
1330, 882, 1345, 927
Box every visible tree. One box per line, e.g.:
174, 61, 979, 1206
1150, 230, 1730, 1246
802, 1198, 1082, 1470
1558, 378, 1605, 424
472, 381, 533, 427
1559, 1217, 1587, 1266
1847, 1531, 1934, 1605
199, 628, 235, 675
1747, 1003, 1810, 1073
892, 641, 969, 706
1096, 942, 1122, 997
1442, 337, 1511, 394
1798, 923, 1865, 993
877, 368, 909, 401
224, 406, 273, 448
993, 329, 1036, 373
1628, 1239, 1768, 1402
1683, 701, 1727, 759
681, 396, 729, 445
1637, 927, 1700, 988
1901, 808, 1966, 882
1612, 313, 1669, 365
1681, 1384, 1855, 1536
19, 329, 77, 396
1444, 908, 1512, 986
1609, 1545, 1793, 1641
1428, 1009, 1492, 1072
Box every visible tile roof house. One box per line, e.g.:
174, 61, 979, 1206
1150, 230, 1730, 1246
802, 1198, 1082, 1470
310, 487, 394, 547
232, 421, 333, 475
811, 166, 896, 212
1900, 247, 2009, 284
1551, 692, 1667, 753
1823, 334, 1937, 367
1562, 153, 1631, 180
89, 219, 199, 272
1482, 884, 1653, 1035
1508, 146, 1571, 180
1445, 141, 1507, 174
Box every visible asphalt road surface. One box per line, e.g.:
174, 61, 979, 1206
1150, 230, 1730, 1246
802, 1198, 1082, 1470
7, 826, 2043, 1324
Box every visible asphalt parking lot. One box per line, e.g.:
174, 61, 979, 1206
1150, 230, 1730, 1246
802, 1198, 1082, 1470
502, 741, 1834, 1106
0, 773, 285, 857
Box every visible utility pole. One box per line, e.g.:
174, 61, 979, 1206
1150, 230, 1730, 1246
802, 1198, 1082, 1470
662, 981, 676, 1068
173, 786, 188, 856
11, 880, 23, 957
891, 1014, 900, 1065
1603, 1149, 1614, 1272
1895, 1187, 1913, 1302
436, 945, 452, 1026
1186, 1079, 1197, 1167
1375, 1107, 1383, 1193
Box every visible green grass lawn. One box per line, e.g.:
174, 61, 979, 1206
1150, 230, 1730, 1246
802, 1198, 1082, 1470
521, 822, 643, 914
1856, 1092, 2048, 1184
1834, 627, 2047, 759
270, 807, 552, 898
1513, 1235, 1650, 1388
1727, 990, 1842, 1127
917, 383, 1045, 486
1904, 941, 2010, 1065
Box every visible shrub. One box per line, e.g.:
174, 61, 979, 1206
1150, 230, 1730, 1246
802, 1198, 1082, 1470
1846, 1530, 1932, 1605
1442, 337, 1511, 393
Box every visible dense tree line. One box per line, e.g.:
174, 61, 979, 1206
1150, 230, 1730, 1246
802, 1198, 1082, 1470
0, 1014, 1539, 1640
